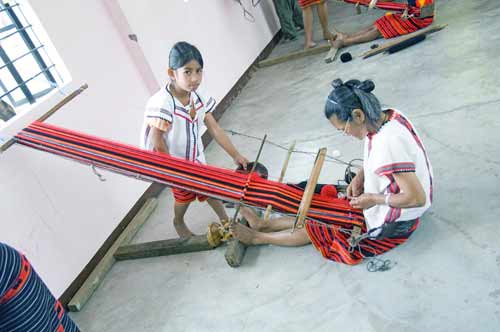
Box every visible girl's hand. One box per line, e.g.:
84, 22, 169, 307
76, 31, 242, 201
346, 172, 364, 197
234, 154, 249, 169
349, 193, 376, 210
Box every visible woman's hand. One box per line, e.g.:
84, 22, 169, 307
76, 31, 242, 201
346, 169, 364, 198
349, 193, 377, 210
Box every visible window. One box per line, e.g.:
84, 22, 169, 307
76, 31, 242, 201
0, 0, 66, 123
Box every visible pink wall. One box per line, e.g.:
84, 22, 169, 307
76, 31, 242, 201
118, 0, 280, 102
0, 0, 279, 297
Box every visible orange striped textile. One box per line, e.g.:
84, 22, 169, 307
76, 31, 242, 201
298, 0, 324, 9
172, 188, 207, 204
375, 13, 434, 39
342, 0, 434, 17
306, 218, 419, 265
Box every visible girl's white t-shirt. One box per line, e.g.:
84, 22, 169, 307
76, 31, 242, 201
362, 109, 434, 231
140, 85, 216, 164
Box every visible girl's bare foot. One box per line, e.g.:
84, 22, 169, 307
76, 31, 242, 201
304, 41, 317, 49
230, 223, 264, 245
174, 220, 195, 238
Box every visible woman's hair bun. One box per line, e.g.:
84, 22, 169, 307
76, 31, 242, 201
331, 78, 344, 89
343, 79, 375, 93
357, 80, 375, 93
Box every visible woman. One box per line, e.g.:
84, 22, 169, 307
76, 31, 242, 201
0, 242, 80, 331
231, 79, 433, 264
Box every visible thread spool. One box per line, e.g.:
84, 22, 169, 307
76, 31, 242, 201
340, 52, 353, 63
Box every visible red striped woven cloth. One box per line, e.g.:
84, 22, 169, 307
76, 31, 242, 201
15, 122, 423, 265
342, 0, 434, 16
15, 121, 364, 229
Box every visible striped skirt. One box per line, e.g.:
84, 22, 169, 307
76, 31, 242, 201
298, 0, 324, 9
375, 12, 434, 39
0, 243, 80, 332
172, 187, 208, 204
305, 219, 419, 265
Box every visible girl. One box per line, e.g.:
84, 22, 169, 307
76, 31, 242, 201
231, 79, 433, 265
141, 41, 248, 238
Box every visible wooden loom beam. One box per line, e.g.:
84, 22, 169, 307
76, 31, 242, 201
361, 24, 447, 59
0, 83, 88, 152
258, 43, 331, 68
293, 147, 327, 230
114, 234, 217, 261
68, 197, 157, 312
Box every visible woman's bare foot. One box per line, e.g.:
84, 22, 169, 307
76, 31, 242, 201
335, 31, 348, 41
323, 31, 336, 42
240, 206, 269, 231
331, 33, 347, 49
230, 223, 264, 245
174, 219, 195, 238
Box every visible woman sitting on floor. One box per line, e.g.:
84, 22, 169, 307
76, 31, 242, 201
231, 78, 434, 265
333, 0, 435, 49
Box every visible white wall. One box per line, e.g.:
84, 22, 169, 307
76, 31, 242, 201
0, 0, 279, 297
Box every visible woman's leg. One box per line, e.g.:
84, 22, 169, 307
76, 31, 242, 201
240, 206, 295, 232
231, 223, 311, 246
333, 25, 382, 48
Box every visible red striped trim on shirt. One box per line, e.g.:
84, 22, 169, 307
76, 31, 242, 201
375, 162, 416, 176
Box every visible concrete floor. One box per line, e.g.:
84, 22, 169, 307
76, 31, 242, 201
71, 1, 500, 331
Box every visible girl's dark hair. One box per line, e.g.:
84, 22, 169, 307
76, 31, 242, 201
324, 79, 382, 126
169, 41, 204, 70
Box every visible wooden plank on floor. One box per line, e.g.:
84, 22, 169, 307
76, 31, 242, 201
324, 47, 340, 63
224, 217, 249, 268
68, 197, 158, 312
258, 43, 331, 68
114, 235, 216, 260
361, 24, 448, 59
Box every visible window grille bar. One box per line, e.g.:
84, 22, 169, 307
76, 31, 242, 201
0, 44, 34, 103
0, 24, 31, 41
0, 64, 55, 101
0, 45, 43, 70
0, 23, 16, 33
4, 3, 56, 84
0, 3, 19, 13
